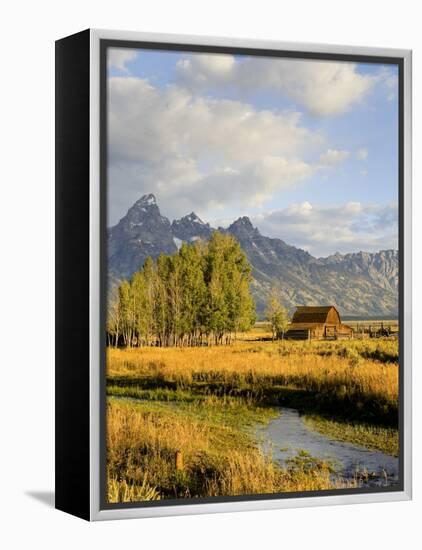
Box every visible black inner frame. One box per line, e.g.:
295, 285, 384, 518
99, 38, 405, 511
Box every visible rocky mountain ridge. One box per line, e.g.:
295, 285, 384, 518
108, 194, 398, 318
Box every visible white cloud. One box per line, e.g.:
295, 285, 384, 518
176, 54, 235, 86
108, 48, 138, 72
252, 202, 398, 257
356, 148, 368, 160
176, 55, 375, 116
108, 76, 349, 223
379, 68, 398, 102
319, 149, 350, 166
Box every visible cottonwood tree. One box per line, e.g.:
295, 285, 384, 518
106, 285, 121, 347
265, 288, 289, 340
108, 232, 256, 348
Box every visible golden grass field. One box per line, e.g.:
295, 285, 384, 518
106, 325, 399, 503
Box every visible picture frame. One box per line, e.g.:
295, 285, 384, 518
55, 28, 412, 521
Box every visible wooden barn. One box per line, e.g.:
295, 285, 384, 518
285, 306, 353, 340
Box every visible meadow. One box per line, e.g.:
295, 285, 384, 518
106, 325, 399, 503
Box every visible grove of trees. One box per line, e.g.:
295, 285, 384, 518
107, 232, 256, 348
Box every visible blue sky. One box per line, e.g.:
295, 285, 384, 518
107, 47, 399, 257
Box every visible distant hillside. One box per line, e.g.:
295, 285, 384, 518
108, 194, 398, 318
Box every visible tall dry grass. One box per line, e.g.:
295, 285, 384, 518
107, 338, 398, 424
107, 400, 353, 502
106, 335, 398, 502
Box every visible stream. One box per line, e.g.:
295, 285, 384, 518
256, 407, 399, 487
111, 395, 399, 488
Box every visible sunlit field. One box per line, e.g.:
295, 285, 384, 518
106, 326, 398, 503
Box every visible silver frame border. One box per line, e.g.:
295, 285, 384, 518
89, 29, 412, 521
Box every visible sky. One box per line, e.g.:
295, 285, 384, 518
107, 46, 399, 257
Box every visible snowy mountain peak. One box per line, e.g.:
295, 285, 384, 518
186, 212, 205, 225
135, 193, 157, 207
171, 211, 212, 241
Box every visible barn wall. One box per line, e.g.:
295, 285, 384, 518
326, 307, 340, 324
286, 307, 353, 340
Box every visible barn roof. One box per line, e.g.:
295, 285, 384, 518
291, 305, 340, 324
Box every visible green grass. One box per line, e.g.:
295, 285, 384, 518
107, 385, 198, 403
108, 393, 278, 439
304, 415, 399, 457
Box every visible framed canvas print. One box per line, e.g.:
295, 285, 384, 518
55, 29, 412, 521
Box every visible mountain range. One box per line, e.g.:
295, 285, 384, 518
108, 194, 398, 318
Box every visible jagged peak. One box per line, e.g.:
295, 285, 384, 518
120, 192, 171, 228
173, 211, 206, 225
134, 193, 157, 207
229, 216, 256, 232
187, 212, 205, 224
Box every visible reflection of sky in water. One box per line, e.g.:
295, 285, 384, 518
257, 407, 398, 487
